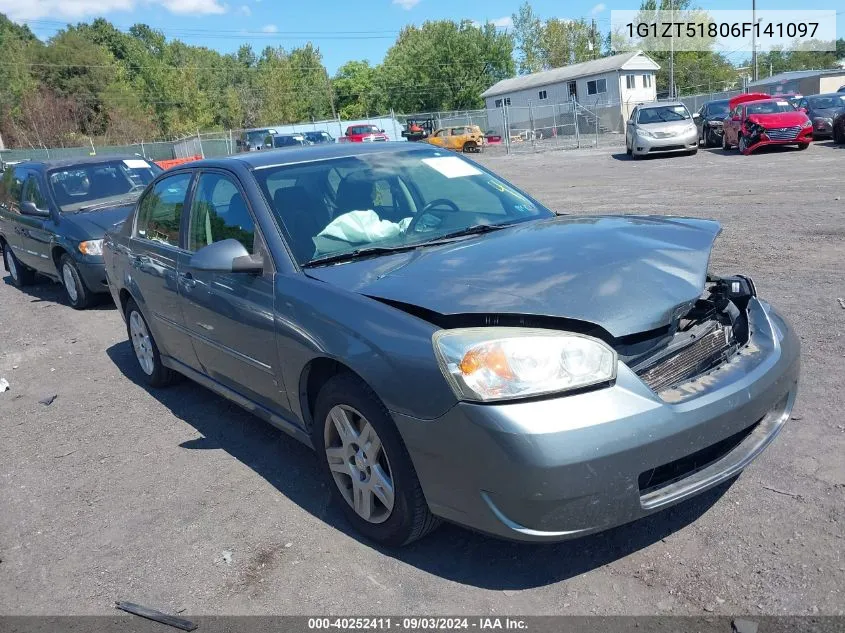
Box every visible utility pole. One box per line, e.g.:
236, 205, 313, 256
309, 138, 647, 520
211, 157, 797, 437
751, 0, 758, 82
669, 0, 675, 99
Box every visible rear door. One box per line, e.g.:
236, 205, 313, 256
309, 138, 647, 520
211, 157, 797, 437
128, 171, 201, 370
178, 169, 284, 412
16, 171, 55, 273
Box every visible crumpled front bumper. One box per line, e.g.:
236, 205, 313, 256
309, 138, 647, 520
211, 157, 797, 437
392, 298, 800, 542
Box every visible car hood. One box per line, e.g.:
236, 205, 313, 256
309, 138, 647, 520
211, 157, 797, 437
747, 112, 808, 127
639, 120, 695, 134
66, 204, 134, 237
809, 108, 840, 118
304, 215, 722, 338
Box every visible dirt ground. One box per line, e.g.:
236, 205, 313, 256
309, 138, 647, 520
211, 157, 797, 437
1, 141, 843, 616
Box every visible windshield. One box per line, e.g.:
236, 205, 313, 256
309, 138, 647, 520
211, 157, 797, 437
254, 148, 553, 265
350, 125, 379, 135
48, 159, 162, 213
706, 102, 730, 117
746, 101, 794, 115
306, 132, 332, 142
637, 105, 691, 123
247, 130, 271, 145
808, 95, 845, 110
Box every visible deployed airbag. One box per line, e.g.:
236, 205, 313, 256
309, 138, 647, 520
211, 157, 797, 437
313, 210, 411, 255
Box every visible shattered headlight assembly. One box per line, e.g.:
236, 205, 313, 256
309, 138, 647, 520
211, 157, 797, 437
433, 328, 617, 402
78, 239, 103, 256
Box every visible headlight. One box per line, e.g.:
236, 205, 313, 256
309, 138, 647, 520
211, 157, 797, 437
802, 119, 813, 128
636, 127, 655, 138
78, 239, 103, 256
433, 328, 617, 402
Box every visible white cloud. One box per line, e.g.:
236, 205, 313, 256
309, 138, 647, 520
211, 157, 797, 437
491, 16, 513, 28
590, 3, 606, 15
392, 0, 420, 10
260, 23, 278, 33
238, 3, 251, 15
0, 0, 226, 20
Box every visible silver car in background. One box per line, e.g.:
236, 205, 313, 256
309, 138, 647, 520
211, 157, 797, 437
626, 103, 700, 158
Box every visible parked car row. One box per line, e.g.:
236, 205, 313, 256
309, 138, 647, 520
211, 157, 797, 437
0, 143, 800, 548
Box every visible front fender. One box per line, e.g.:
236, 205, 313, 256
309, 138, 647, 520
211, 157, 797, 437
273, 274, 457, 424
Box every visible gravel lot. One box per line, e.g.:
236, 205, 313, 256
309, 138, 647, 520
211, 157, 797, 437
1, 141, 843, 616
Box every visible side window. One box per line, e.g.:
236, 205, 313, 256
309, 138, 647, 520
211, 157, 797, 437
23, 175, 48, 210
135, 172, 192, 247
188, 172, 255, 254
0, 168, 24, 211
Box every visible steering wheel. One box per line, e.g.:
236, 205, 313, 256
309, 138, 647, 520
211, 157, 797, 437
408, 198, 460, 233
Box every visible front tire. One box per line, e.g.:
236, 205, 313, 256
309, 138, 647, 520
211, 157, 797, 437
738, 135, 750, 154
722, 133, 731, 151
3, 242, 36, 288
59, 254, 93, 310
797, 142, 809, 150
462, 141, 478, 153
124, 298, 180, 388
313, 373, 439, 546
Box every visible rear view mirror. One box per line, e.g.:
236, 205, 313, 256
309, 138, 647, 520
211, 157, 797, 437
20, 200, 50, 217
189, 239, 263, 274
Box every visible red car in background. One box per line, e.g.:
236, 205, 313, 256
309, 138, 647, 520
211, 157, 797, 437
722, 93, 813, 155
338, 124, 390, 143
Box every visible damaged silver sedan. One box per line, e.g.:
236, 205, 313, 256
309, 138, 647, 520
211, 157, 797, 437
104, 144, 800, 546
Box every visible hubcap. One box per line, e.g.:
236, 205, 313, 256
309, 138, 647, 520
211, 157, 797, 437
129, 311, 155, 376
324, 405, 394, 524
62, 264, 78, 303
6, 248, 18, 282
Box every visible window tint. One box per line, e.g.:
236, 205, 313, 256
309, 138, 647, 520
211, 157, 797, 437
23, 175, 48, 210
188, 172, 255, 253
135, 172, 192, 247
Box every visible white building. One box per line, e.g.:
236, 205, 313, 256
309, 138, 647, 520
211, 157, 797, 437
481, 51, 660, 136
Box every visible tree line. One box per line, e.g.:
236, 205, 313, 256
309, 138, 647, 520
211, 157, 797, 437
1, 1, 842, 149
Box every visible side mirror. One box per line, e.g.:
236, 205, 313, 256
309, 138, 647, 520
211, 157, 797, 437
21, 200, 50, 217
379, 129, 385, 133
693, 113, 701, 120
189, 239, 263, 274
732, 116, 741, 122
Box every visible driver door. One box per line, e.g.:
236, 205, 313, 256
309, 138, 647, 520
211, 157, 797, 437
16, 172, 54, 273
178, 169, 285, 412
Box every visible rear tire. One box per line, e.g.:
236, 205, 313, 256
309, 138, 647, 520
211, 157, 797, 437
312, 372, 439, 547
59, 254, 93, 310
3, 242, 36, 288
462, 141, 478, 153
124, 298, 180, 388
833, 124, 845, 144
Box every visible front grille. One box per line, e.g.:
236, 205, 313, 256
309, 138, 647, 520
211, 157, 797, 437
764, 125, 801, 140
638, 419, 760, 494
649, 144, 684, 152
637, 326, 732, 392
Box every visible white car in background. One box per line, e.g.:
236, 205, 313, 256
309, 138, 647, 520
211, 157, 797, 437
626, 103, 700, 159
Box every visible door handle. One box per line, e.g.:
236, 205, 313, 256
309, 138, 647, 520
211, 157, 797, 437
180, 271, 197, 289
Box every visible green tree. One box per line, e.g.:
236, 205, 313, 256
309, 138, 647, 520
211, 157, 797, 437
379, 20, 514, 112
333, 61, 384, 119
511, 2, 544, 74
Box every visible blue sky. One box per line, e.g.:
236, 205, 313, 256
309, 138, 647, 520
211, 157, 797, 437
0, 0, 841, 73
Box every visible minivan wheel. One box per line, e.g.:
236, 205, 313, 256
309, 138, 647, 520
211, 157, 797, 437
59, 254, 92, 310
124, 298, 179, 387
313, 373, 439, 546
3, 242, 35, 287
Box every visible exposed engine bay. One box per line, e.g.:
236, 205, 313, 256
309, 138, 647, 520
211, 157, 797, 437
624, 275, 756, 393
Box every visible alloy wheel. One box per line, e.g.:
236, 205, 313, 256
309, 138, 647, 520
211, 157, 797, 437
129, 311, 155, 376
62, 264, 78, 303
739, 135, 748, 153
324, 404, 395, 524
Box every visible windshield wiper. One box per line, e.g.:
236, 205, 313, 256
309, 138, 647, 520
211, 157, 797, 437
424, 222, 516, 244
303, 244, 420, 267
77, 194, 140, 213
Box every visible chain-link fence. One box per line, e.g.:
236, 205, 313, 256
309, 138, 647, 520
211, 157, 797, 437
495, 101, 626, 154
676, 89, 743, 113
0, 140, 178, 164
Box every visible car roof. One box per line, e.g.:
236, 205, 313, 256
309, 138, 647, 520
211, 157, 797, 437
179, 142, 433, 170
808, 92, 845, 100
704, 99, 731, 106
16, 155, 151, 170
